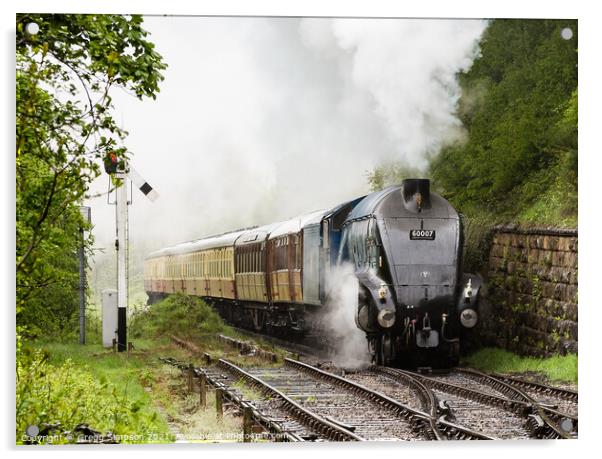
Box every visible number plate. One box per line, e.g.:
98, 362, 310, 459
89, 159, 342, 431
409, 229, 436, 240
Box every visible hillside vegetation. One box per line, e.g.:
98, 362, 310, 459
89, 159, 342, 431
370, 19, 578, 228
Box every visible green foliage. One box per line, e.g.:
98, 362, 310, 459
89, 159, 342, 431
463, 346, 578, 383
366, 161, 424, 191
429, 19, 577, 224
461, 215, 495, 274
16, 14, 166, 337
130, 294, 233, 339
16, 336, 171, 443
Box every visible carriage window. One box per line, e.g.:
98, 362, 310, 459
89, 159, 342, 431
294, 234, 301, 269
275, 236, 288, 270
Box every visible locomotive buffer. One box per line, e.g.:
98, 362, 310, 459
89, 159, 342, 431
105, 153, 158, 352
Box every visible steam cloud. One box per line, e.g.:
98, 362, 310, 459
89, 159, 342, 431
86, 17, 487, 252
321, 263, 371, 369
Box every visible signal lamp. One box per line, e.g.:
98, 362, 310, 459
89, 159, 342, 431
104, 152, 119, 174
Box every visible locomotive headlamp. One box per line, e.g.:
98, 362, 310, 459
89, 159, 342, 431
460, 308, 478, 328
377, 308, 396, 328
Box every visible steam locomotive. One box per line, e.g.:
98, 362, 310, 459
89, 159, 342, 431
144, 179, 481, 367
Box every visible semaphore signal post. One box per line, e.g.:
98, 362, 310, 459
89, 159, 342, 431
105, 153, 158, 352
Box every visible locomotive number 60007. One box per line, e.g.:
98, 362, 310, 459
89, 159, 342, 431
409, 229, 436, 240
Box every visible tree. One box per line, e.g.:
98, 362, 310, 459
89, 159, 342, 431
16, 14, 166, 336
428, 19, 577, 224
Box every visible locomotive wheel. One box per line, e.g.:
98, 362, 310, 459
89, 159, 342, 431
381, 335, 394, 366
374, 334, 394, 366
379, 337, 385, 365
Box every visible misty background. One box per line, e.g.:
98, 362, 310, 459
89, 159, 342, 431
86, 17, 487, 303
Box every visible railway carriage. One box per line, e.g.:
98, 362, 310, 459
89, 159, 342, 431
145, 230, 246, 303
144, 179, 481, 367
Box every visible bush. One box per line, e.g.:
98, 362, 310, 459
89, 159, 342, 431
428, 20, 577, 226
16, 332, 169, 444
130, 294, 232, 339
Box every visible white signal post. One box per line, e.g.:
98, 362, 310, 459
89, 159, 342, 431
112, 162, 157, 352
115, 170, 129, 352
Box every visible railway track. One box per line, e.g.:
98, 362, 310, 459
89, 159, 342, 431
167, 354, 494, 441
283, 358, 497, 440
230, 327, 330, 361
490, 372, 578, 417
372, 367, 535, 439
450, 368, 576, 438
163, 335, 577, 441
416, 368, 578, 438
224, 333, 578, 437
210, 359, 363, 441
252, 359, 432, 440
361, 367, 578, 439
161, 356, 352, 441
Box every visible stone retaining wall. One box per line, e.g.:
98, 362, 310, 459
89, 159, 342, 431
480, 226, 578, 357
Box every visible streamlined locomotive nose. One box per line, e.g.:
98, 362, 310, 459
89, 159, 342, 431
341, 179, 473, 365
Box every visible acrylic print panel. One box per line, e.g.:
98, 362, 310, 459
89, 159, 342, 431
15, 13, 578, 445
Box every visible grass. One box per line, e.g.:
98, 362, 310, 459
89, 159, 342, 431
151, 365, 242, 442
23, 338, 175, 443
462, 347, 578, 384
513, 154, 578, 229
130, 294, 288, 365
20, 330, 255, 444
18, 294, 287, 444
